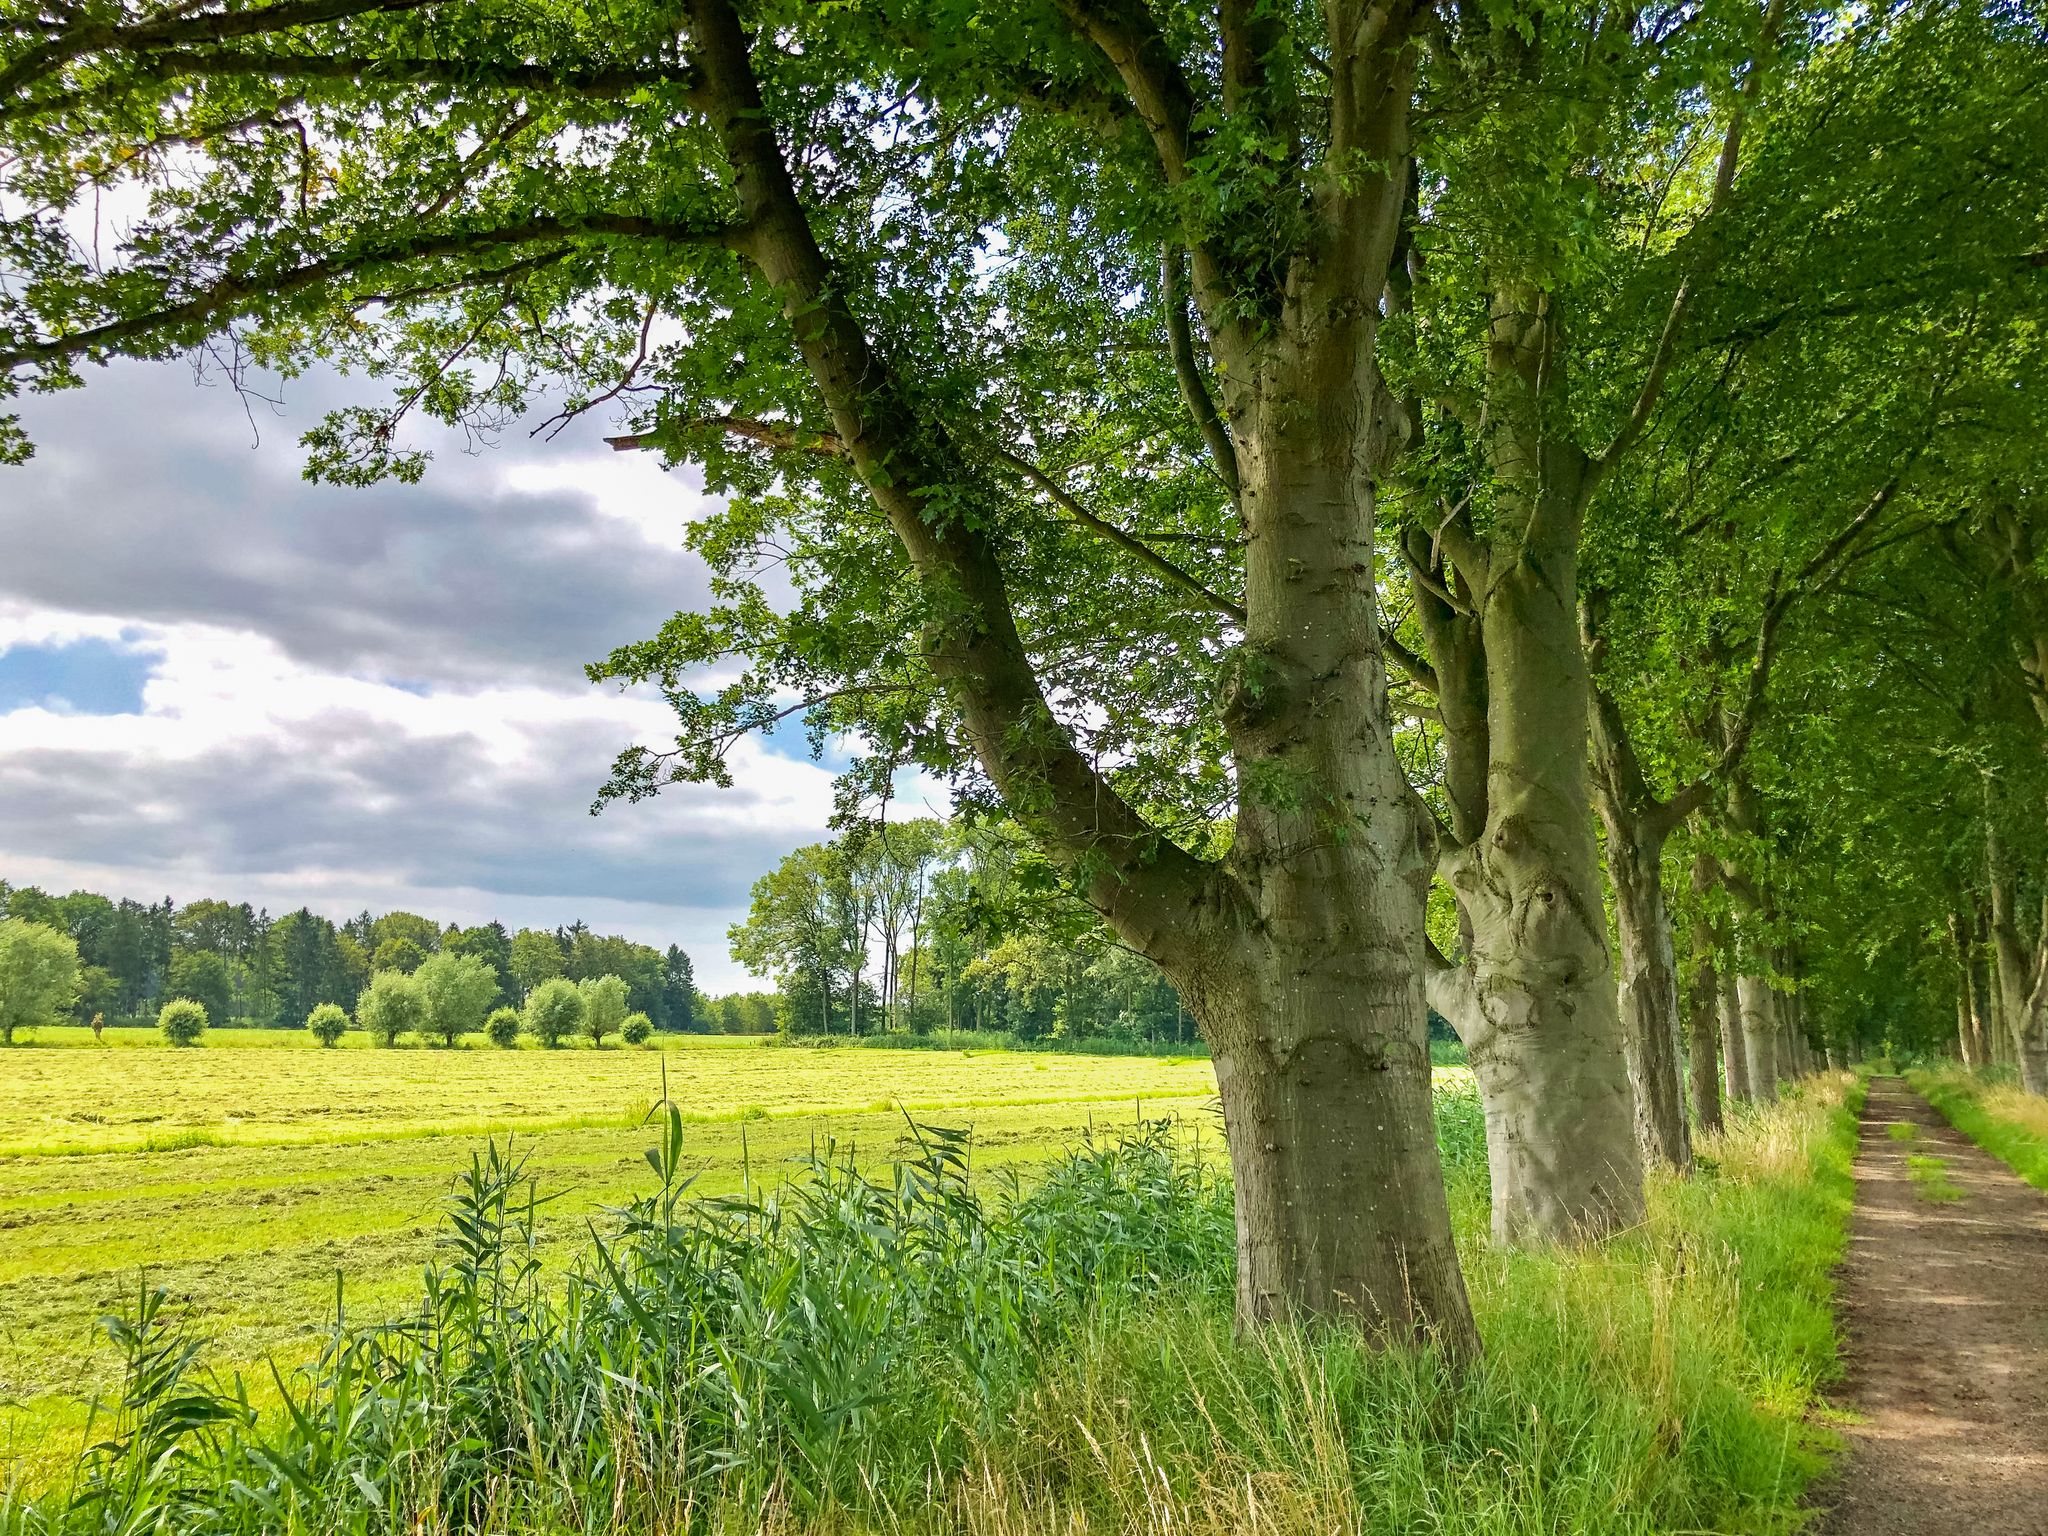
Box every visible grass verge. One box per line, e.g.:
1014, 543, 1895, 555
1, 1076, 1856, 1535
1907, 1065, 2048, 1190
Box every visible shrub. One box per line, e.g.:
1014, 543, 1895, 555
156, 998, 208, 1047
524, 977, 585, 1048
486, 1006, 524, 1049
579, 974, 630, 1047
415, 951, 499, 1046
621, 1011, 653, 1046
356, 969, 427, 1047
306, 1002, 350, 1047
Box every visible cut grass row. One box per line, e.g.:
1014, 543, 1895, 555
0, 1035, 1216, 1156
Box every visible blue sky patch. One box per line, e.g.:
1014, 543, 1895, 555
0, 637, 157, 715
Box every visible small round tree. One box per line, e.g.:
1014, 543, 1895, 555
485, 1006, 524, 1049
306, 1002, 350, 1048
524, 977, 585, 1048
157, 997, 208, 1047
415, 951, 499, 1047
356, 969, 427, 1047
579, 975, 630, 1048
621, 1011, 653, 1047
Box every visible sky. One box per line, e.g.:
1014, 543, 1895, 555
0, 359, 853, 991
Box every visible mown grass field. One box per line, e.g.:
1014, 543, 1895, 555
0, 1032, 1221, 1481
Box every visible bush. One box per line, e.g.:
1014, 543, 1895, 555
621, 1011, 653, 1046
485, 1006, 524, 1049
356, 969, 427, 1047
580, 974, 630, 1047
306, 1002, 350, 1047
524, 977, 585, 1048
156, 998, 208, 1047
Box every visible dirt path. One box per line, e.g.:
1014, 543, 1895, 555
1816, 1076, 2048, 1534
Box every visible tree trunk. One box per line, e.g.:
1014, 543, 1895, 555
1199, 939, 1472, 1349
1718, 967, 1750, 1103
1602, 816, 1691, 1168
1737, 973, 1779, 1103
1686, 944, 1725, 1137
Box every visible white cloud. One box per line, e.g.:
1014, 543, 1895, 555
0, 360, 846, 992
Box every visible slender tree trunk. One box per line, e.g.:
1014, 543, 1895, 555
1686, 938, 1725, 1136
1718, 967, 1750, 1103
1602, 815, 1691, 1167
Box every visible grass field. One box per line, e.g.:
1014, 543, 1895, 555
0, 1033, 1220, 1481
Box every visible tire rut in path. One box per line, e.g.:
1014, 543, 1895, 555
1815, 1076, 2048, 1535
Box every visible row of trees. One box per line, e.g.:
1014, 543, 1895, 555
0, 883, 702, 1033
731, 820, 1192, 1042
4, 0, 2043, 1356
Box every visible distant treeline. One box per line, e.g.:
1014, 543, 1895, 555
0, 881, 711, 1033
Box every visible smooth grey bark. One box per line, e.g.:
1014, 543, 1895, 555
1587, 681, 1695, 1169
1736, 973, 1779, 1104
683, 0, 1480, 1348
1718, 966, 1751, 1103
1603, 815, 1691, 1167
1987, 822, 2048, 1096
1685, 940, 1725, 1137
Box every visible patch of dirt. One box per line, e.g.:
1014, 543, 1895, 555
1815, 1076, 2048, 1534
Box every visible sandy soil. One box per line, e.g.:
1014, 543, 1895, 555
1815, 1076, 2048, 1534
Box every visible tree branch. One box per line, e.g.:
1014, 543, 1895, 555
0, 213, 744, 373
989, 446, 1246, 624
1587, 0, 1788, 487
1159, 244, 1239, 499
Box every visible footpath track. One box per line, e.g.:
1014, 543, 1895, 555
1817, 1076, 2048, 1534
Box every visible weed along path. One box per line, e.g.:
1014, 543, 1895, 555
1818, 1076, 2048, 1534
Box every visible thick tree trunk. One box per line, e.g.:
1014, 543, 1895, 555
684, 0, 1477, 1342
1200, 941, 1472, 1348
1718, 967, 1750, 1103
1434, 555, 1645, 1240
1737, 974, 1779, 1104
1603, 820, 1691, 1167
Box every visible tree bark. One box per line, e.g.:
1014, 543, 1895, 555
1736, 973, 1779, 1104
1718, 966, 1750, 1103
680, 0, 1479, 1347
1685, 918, 1725, 1136
1602, 814, 1691, 1167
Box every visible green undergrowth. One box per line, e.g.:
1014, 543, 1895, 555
1905, 1154, 1965, 1202
1908, 1065, 2048, 1190
0, 1076, 1855, 1535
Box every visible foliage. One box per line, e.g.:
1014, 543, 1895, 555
621, 1012, 652, 1046
577, 975, 630, 1047
304, 1003, 349, 1048
155, 999, 208, 1049
354, 970, 426, 1048
523, 978, 585, 1050
484, 1007, 524, 1050
0, 919, 80, 1045
414, 952, 500, 1047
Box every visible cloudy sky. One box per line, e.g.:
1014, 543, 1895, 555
0, 360, 850, 990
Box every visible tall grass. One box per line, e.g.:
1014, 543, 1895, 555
1, 1077, 1853, 1535
1908, 1064, 2048, 1190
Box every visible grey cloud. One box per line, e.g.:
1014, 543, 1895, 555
2, 360, 710, 690
0, 710, 800, 911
